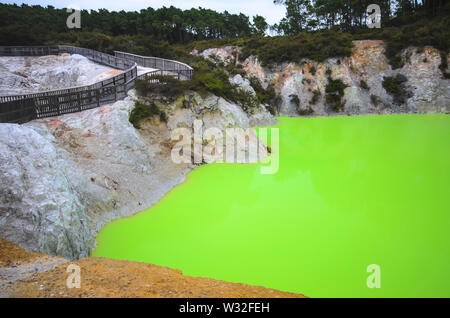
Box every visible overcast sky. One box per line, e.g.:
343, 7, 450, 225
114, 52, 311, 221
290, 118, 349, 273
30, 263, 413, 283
3, 0, 287, 25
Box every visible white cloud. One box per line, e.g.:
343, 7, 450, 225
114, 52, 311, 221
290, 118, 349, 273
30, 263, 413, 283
4, 0, 286, 25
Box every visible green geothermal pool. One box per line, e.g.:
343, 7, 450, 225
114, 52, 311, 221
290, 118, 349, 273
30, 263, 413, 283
93, 114, 450, 297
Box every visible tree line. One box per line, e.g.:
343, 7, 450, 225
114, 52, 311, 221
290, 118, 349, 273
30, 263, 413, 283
0, 3, 269, 44
273, 0, 449, 34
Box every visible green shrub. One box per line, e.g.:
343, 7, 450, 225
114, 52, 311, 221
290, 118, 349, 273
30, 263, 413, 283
135, 75, 185, 98
360, 80, 369, 90
135, 57, 270, 115
266, 94, 283, 115
439, 51, 450, 78
439, 51, 448, 71
225, 61, 247, 76
249, 77, 281, 107
310, 89, 321, 105
298, 106, 314, 116
289, 94, 300, 107
382, 74, 411, 105
233, 88, 259, 113
129, 101, 167, 129
240, 30, 353, 66
370, 94, 380, 106
325, 77, 348, 112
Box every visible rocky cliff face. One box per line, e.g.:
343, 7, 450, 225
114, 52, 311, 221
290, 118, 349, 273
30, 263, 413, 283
3, 40, 446, 260
0, 87, 275, 259
195, 41, 450, 116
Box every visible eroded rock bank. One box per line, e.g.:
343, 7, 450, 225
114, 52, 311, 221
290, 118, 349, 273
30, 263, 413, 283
0, 86, 276, 259
194, 40, 450, 116
0, 238, 305, 298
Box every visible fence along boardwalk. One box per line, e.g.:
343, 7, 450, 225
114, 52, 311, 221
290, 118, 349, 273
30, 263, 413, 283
0, 46, 193, 124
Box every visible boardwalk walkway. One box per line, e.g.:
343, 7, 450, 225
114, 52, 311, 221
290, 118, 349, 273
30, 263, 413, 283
0, 46, 193, 123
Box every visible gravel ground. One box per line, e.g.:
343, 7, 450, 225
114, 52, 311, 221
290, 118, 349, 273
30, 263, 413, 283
0, 238, 305, 298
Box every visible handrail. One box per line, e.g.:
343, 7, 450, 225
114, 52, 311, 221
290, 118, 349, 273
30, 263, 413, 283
114, 51, 194, 80
0, 45, 193, 123
0, 46, 137, 104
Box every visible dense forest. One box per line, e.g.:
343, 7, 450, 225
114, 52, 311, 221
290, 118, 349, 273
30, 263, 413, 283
0, 1, 448, 69
0, 4, 264, 43
0, 1, 448, 44
273, 0, 449, 34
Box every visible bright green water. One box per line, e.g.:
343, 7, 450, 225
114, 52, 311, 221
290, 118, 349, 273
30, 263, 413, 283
93, 114, 450, 297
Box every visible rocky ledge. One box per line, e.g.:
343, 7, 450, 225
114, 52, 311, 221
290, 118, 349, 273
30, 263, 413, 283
0, 238, 305, 298
0, 86, 276, 260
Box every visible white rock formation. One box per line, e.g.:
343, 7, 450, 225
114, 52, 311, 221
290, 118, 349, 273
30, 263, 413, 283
194, 40, 450, 116
0, 54, 118, 95
0, 124, 90, 259
0, 87, 275, 259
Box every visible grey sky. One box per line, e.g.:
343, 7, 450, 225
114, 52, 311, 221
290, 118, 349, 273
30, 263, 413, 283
3, 0, 287, 25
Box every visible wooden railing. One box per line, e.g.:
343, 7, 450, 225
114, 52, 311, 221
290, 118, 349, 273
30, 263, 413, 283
0, 45, 193, 124
115, 51, 194, 80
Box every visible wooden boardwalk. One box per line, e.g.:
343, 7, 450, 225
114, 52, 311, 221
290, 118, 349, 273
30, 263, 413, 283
0, 46, 193, 124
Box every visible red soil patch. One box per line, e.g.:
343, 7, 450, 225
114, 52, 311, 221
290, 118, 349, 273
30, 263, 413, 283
1, 238, 306, 298
0, 238, 43, 267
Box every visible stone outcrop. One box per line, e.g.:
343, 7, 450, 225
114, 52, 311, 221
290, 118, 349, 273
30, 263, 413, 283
194, 40, 450, 116
0, 84, 275, 259
0, 124, 90, 260
0, 54, 118, 95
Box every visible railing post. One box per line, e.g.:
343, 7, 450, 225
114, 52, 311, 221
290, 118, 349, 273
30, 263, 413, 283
0, 45, 193, 123
77, 92, 81, 111
56, 96, 61, 116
